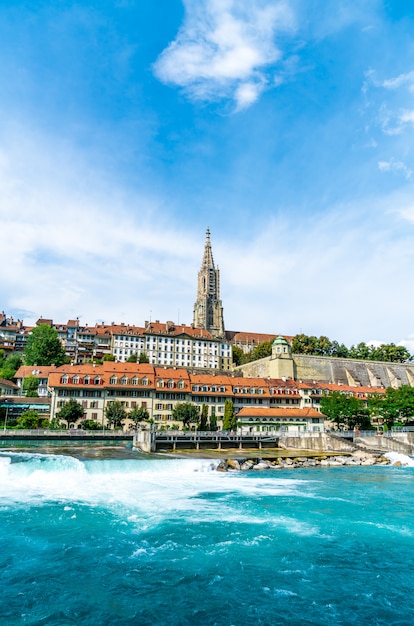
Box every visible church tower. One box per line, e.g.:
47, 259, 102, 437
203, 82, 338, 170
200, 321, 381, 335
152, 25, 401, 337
193, 229, 225, 338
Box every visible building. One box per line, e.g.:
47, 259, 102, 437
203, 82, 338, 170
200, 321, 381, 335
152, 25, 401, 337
46, 363, 384, 429
193, 229, 225, 338
237, 407, 325, 433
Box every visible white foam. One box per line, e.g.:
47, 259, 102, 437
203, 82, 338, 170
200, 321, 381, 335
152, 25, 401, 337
384, 452, 414, 467
0, 452, 316, 527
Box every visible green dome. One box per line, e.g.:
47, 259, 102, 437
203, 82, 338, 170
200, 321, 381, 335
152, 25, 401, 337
272, 335, 288, 346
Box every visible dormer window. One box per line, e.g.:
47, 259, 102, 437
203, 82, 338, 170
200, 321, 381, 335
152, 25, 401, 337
110, 376, 117, 385
121, 376, 128, 385
132, 377, 138, 386
157, 379, 165, 388
168, 380, 174, 389
178, 380, 185, 389
61, 375, 68, 384
142, 377, 148, 386
73, 376, 79, 384
84, 376, 90, 385
93, 377, 100, 385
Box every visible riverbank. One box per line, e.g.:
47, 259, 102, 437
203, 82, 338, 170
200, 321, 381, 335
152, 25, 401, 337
160, 446, 393, 469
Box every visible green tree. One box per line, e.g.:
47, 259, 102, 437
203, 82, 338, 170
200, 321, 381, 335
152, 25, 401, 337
57, 399, 85, 427
138, 352, 149, 363
222, 399, 237, 430
0, 352, 23, 380
209, 407, 217, 431
23, 375, 39, 397
80, 419, 102, 430
199, 404, 208, 431
24, 324, 66, 366
330, 341, 349, 358
16, 410, 47, 429
172, 402, 200, 428
246, 341, 273, 362
105, 401, 127, 428
320, 391, 370, 429
103, 353, 116, 362
128, 406, 150, 427
369, 385, 414, 427
232, 345, 246, 366
127, 353, 138, 363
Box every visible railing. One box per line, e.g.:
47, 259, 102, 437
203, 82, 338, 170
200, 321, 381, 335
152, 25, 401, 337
0, 429, 132, 438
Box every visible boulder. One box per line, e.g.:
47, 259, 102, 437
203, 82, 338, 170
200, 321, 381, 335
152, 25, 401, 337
216, 461, 228, 472
227, 459, 241, 471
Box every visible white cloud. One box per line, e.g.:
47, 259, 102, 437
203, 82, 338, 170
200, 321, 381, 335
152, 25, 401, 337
381, 70, 414, 91
378, 158, 412, 179
153, 0, 295, 110
0, 127, 201, 326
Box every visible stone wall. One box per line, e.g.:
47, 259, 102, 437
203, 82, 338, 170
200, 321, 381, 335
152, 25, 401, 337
239, 353, 414, 389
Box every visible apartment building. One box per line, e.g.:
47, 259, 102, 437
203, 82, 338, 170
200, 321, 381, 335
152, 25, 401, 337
46, 363, 384, 430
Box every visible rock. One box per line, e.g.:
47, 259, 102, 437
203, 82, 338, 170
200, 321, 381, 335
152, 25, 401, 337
227, 459, 241, 471
216, 461, 228, 472
393, 461, 402, 466
253, 461, 269, 470
241, 460, 255, 470
285, 458, 293, 465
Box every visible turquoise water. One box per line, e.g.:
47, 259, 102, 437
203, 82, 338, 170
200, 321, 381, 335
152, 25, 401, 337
1, 449, 414, 625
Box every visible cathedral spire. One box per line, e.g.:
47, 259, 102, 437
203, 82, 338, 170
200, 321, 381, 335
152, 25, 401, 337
193, 229, 225, 338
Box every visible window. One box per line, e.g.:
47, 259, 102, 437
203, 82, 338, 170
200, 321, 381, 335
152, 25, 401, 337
93, 377, 100, 385
168, 380, 174, 388
132, 377, 138, 385
110, 376, 117, 384
121, 376, 128, 385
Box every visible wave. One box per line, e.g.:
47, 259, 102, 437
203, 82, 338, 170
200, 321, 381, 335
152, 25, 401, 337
0, 452, 313, 525
384, 452, 414, 467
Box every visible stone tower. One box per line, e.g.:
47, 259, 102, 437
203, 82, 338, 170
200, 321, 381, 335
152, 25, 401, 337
193, 229, 225, 338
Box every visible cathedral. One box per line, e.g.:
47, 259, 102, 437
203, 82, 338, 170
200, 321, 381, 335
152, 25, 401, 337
193, 229, 225, 338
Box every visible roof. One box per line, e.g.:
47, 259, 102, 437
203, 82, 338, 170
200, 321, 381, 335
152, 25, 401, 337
237, 407, 324, 418
226, 330, 294, 344
0, 379, 19, 389
14, 365, 60, 379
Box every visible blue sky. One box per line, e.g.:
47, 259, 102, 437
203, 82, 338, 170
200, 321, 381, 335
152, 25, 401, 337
1, 0, 414, 350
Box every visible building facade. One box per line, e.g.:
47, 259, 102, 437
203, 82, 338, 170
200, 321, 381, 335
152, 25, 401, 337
46, 363, 383, 430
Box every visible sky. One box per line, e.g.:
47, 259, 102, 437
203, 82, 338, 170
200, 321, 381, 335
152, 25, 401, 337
1, 0, 414, 351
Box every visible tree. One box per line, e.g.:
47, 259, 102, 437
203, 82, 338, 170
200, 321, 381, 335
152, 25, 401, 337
24, 324, 66, 366
127, 353, 138, 363
246, 341, 273, 362
80, 419, 102, 430
57, 399, 85, 427
128, 406, 150, 427
199, 404, 208, 431
138, 352, 149, 363
105, 401, 127, 428
23, 375, 39, 397
16, 410, 47, 429
209, 410, 217, 432
223, 399, 236, 430
0, 352, 23, 380
369, 385, 414, 428
103, 353, 116, 361
232, 345, 246, 366
172, 402, 200, 428
320, 392, 370, 429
